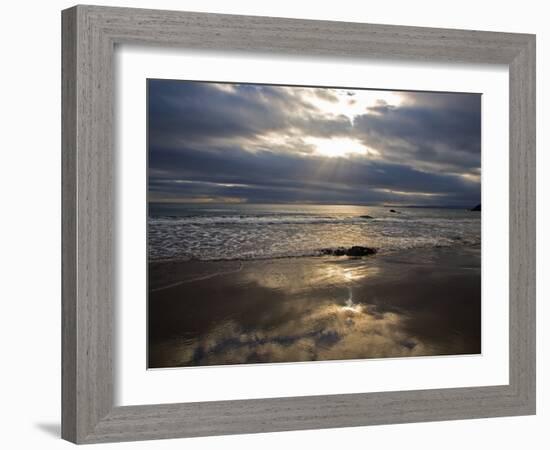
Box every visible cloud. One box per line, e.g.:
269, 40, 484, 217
149, 143, 480, 206
148, 80, 481, 207
353, 93, 481, 173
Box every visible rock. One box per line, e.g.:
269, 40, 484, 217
360, 215, 374, 219
346, 246, 378, 257
470, 204, 481, 211
320, 247, 346, 256
389, 209, 398, 213
320, 246, 377, 257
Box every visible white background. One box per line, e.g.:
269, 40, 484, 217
0, 0, 547, 449
116, 48, 509, 405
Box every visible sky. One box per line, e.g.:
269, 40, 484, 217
148, 79, 481, 207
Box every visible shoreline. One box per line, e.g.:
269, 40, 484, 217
148, 243, 480, 290
148, 240, 480, 267
148, 245, 481, 368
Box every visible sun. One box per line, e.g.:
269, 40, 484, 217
306, 137, 371, 158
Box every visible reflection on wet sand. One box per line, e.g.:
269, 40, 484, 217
148, 246, 481, 368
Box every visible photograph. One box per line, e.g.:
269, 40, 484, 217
147, 79, 482, 368
2, 0, 541, 446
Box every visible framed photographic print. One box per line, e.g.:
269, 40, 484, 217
146, 80, 484, 369
62, 5, 536, 444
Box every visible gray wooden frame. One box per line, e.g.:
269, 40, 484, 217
62, 4, 536, 444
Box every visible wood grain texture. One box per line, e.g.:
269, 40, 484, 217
61, 7, 77, 443
61, 4, 536, 444
508, 36, 536, 408
62, 5, 114, 442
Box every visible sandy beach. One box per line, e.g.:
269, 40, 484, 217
148, 245, 481, 368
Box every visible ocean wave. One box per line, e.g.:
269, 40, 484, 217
149, 214, 479, 227
150, 215, 364, 226
148, 210, 480, 262
148, 240, 481, 263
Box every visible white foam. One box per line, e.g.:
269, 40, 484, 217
148, 206, 481, 261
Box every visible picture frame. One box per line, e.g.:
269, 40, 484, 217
61, 4, 536, 444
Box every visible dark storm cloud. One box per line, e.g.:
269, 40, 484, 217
353, 92, 481, 172
148, 80, 347, 146
148, 144, 479, 207
148, 80, 481, 207
148, 81, 290, 145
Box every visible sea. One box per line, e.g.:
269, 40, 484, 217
148, 203, 481, 262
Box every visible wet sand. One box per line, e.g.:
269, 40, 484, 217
148, 246, 481, 368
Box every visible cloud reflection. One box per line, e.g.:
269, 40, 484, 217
148, 248, 481, 368
169, 300, 428, 367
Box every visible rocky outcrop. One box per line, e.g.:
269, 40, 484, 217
347, 246, 378, 256
360, 215, 374, 219
320, 246, 378, 257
